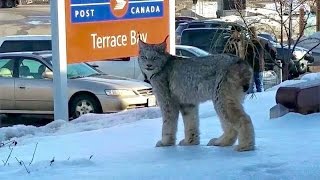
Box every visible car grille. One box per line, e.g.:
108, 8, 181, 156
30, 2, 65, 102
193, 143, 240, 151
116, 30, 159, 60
136, 88, 153, 96
127, 103, 148, 109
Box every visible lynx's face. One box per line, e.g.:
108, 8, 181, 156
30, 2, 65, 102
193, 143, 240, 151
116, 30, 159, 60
138, 38, 168, 75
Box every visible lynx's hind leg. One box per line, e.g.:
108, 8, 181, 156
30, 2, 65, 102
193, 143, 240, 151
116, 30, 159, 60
209, 60, 255, 151
227, 101, 255, 152
207, 105, 238, 147
210, 92, 255, 151
178, 104, 200, 146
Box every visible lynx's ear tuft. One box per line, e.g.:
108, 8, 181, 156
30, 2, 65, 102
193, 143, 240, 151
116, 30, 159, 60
157, 35, 169, 52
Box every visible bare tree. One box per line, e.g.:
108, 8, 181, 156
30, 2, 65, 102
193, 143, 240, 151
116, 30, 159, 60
218, 0, 320, 80
245, 0, 320, 80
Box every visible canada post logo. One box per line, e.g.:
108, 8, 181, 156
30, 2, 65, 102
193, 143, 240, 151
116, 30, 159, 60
110, 0, 129, 18
70, 0, 164, 23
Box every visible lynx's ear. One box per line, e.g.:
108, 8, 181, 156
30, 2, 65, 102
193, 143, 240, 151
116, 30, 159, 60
157, 35, 169, 52
137, 32, 147, 49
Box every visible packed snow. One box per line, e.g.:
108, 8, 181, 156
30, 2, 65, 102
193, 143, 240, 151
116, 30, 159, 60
1, 73, 320, 179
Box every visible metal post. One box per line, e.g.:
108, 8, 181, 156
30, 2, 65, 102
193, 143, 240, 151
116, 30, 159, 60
317, 0, 320, 31
274, 60, 283, 84
169, 0, 175, 55
50, 0, 69, 121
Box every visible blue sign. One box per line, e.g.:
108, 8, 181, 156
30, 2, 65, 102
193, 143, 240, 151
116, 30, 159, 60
70, 0, 164, 23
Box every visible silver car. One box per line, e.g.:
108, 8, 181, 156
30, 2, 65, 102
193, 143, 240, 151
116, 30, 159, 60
0, 51, 156, 119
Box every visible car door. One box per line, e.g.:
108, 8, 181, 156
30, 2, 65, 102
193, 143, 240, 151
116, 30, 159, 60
14, 57, 53, 113
0, 57, 16, 111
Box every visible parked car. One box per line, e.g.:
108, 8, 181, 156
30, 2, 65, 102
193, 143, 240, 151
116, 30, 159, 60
180, 27, 314, 79
0, 0, 19, 8
0, 35, 142, 81
0, 35, 51, 53
0, 51, 156, 119
175, 16, 197, 29
175, 19, 245, 44
176, 44, 211, 57
90, 45, 211, 81
257, 34, 314, 78
180, 27, 231, 54
0, 35, 209, 81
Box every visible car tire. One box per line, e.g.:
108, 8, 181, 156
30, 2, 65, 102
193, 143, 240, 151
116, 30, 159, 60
0, 1, 3, 8
5, 0, 13, 8
69, 94, 102, 119
297, 61, 308, 74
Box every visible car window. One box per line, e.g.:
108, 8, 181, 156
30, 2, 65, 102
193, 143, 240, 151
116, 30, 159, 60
0, 40, 52, 53
181, 29, 230, 53
176, 49, 182, 56
175, 24, 188, 36
0, 58, 15, 78
19, 58, 48, 79
180, 49, 196, 57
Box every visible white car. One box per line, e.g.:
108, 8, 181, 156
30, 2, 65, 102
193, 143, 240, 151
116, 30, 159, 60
90, 45, 211, 81
0, 35, 51, 53
0, 35, 211, 81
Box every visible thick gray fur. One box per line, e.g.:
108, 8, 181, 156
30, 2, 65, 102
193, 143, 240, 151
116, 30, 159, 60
137, 39, 255, 152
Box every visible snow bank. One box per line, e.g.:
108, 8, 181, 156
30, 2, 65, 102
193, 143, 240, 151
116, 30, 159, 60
300, 72, 320, 81
0, 107, 161, 142
265, 79, 307, 91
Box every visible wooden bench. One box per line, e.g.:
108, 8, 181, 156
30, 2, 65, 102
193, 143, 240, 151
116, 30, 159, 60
270, 80, 320, 119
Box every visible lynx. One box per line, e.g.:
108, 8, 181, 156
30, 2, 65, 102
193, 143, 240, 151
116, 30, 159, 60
137, 37, 255, 152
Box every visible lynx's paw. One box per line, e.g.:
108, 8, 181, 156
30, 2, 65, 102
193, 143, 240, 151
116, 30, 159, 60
155, 140, 175, 147
178, 139, 200, 146
235, 144, 255, 152
207, 137, 235, 147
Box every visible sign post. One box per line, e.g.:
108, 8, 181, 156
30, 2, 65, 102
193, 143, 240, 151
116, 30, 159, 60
50, 0, 69, 121
51, 0, 175, 121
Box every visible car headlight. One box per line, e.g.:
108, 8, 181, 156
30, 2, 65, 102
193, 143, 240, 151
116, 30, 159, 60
105, 89, 136, 96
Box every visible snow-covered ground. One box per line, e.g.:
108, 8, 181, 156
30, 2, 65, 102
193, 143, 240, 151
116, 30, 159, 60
0, 74, 320, 179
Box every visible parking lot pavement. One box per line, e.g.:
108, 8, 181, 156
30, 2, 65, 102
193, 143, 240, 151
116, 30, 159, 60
0, 5, 50, 36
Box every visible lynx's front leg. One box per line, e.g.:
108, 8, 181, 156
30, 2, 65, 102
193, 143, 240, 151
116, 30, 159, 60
178, 104, 200, 146
156, 103, 179, 147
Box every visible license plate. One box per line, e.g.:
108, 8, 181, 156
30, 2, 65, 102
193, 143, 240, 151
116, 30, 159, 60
147, 97, 157, 107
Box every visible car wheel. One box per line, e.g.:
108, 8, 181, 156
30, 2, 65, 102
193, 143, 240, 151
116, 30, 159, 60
0, 1, 3, 8
69, 94, 102, 119
5, 0, 13, 8
297, 61, 308, 74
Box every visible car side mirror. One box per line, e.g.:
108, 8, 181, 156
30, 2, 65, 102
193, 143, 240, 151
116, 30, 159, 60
43, 71, 53, 79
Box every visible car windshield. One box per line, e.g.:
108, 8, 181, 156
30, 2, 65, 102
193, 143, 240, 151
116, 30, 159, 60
180, 28, 230, 53
45, 57, 103, 79
187, 47, 210, 57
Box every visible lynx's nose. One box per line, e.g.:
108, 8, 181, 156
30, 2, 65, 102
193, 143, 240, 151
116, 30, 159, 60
146, 64, 152, 68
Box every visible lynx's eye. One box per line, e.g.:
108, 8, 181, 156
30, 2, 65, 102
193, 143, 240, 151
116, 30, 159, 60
151, 57, 157, 61
140, 56, 147, 60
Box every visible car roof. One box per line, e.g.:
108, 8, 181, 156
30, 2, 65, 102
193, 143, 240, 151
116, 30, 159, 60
0, 35, 51, 41
0, 50, 52, 59
178, 19, 244, 26
181, 27, 231, 32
